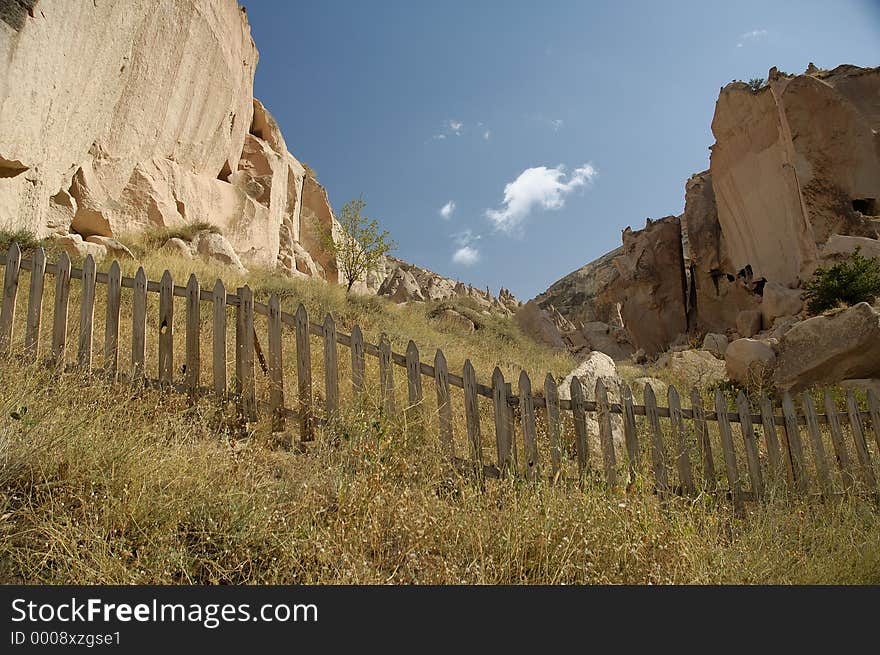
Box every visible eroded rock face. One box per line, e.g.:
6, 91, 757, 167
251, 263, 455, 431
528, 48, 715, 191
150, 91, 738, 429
725, 338, 777, 386
514, 301, 567, 350
774, 302, 880, 391
0, 1, 335, 279
606, 216, 688, 356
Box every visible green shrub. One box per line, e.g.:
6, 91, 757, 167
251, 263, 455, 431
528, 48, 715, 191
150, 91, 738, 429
0, 228, 42, 254
803, 247, 880, 315
747, 77, 765, 92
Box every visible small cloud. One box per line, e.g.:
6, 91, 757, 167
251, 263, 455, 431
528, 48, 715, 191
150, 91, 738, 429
485, 163, 597, 235
452, 245, 480, 266
451, 229, 480, 247
432, 134, 447, 140
483, 129, 491, 140
551, 119, 564, 131
439, 200, 456, 220
432, 119, 464, 140
737, 28, 768, 47
449, 120, 463, 135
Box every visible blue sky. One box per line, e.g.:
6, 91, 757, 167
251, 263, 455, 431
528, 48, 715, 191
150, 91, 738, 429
245, 0, 880, 300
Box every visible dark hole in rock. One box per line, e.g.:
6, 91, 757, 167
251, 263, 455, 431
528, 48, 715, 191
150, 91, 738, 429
852, 198, 877, 216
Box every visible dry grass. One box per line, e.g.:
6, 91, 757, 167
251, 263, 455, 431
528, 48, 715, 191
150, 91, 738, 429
1, 360, 878, 584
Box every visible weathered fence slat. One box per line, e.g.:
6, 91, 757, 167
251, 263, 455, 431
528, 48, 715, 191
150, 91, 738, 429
802, 394, 832, 497
570, 376, 589, 479
434, 349, 454, 458
323, 313, 338, 419
268, 295, 285, 432
378, 333, 394, 415
869, 390, 880, 458
758, 394, 783, 476
24, 246, 46, 362
103, 260, 121, 379
131, 266, 147, 381
406, 340, 423, 419
714, 389, 742, 512
212, 279, 226, 398
691, 388, 715, 492
736, 391, 764, 499
50, 252, 72, 367
238, 285, 256, 421
492, 367, 512, 474
0, 242, 21, 354
668, 386, 695, 496
519, 370, 539, 480
545, 374, 563, 481
350, 325, 365, 394
622, 383, 640, 484
77, 255, 96, 371
824, 390, 854, 489
781, 392, 808, 493
845, 390, 877, 492
158, 270, 174, 386
185, 274, 200, 400
295, 303, 313, 440
644, 383, 667, 497
596, 379, 617, 488
463, 359, 482, 468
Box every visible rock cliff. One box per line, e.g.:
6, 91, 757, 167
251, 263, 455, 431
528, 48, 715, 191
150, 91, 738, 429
0, 0, 332, 277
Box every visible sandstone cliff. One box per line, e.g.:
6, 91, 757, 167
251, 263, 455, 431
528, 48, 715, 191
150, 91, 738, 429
0, 0, 332, 277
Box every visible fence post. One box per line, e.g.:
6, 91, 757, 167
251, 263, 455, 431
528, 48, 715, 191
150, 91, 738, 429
690, 388, 715, 492
463, 359, 482, 470
237, 285, 256, 421
350, 325, 365, 395
158, 270, 174, 386
0, 242, 21, 355
644, 383, 667, 498
570, 376, 588, 480
735, 391, 764, 499
131, 266, 147, 382
379, 333, 394, 415
24, 246, 46, 362
294, 303, 313, 441
323, 313, 338, 420
434, 349, 454, 459
802, 393, 831, 497
268, 295, 285, 433
845, 390, 877, 492
823, 390, 854, 489
212, 279, 226, 399
595, 379, 618, 488
492, 367, 512, 475
622, 383, 640, 485
668, 386, 695, 496
519, 370, 539, 481
714, 389, 742, 512
405, 340, 423, 409
50, 251, 71, 368
104, 260, 121, 380
758, 394, 782, 478
781, 392, 808, 493
185, 273, 200, 400
544, 373, 562, 481
76, 254, 97, 371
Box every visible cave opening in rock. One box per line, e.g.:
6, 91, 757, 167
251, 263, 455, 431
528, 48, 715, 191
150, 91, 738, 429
852, 198, 877, 216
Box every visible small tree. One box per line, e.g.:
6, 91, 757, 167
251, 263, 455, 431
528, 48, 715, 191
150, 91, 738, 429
747, 77, 765, 92
322, 196, 396, 293
802, 247, 880, 315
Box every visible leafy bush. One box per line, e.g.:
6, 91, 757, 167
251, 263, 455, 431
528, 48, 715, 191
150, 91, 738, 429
803, 247, 880, 314
747, 77, 765, 92
0, 228, 43, 254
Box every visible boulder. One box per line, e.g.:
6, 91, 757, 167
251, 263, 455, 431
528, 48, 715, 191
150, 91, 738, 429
45, 190, 77, 236
736, 309, 763, 338
761, 282, 803, 325
701, 332, 728, 357
629, 377, 669, 403
557, 352, 624, 457
436, 309, 475, 333
656, 349, 727, 387
53, 233, 107, 263
85, 235, 134, 260
819, 234, 880, 262
378, 266, 424, 304
514, 301, 566, 349
192, 231, 247, 273
160, 237, 193, 258
725, 338, 777, 386
775, 302, 880, 391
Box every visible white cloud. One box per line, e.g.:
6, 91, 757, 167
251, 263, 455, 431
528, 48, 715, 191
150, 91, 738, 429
737, 28, 768, 47
432, 134, 447, 140
483, 129, 491, 140
551, 119, 564, 131
452, 245, 480, 266
485, 163, 597, 234
439, 200, 456, 220
433, 119, 463, 140
449, 120, 463, 135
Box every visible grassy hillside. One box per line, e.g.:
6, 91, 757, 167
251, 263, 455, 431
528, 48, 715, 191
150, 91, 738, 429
1, 231, 879, 584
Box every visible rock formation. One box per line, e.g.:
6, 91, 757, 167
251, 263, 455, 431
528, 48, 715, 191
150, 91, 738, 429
0, 0, 337, 279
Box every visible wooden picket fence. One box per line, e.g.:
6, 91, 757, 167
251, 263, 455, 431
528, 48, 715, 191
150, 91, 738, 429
2, 242, 880, 510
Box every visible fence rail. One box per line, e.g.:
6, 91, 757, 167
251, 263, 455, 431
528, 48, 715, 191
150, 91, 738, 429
2, 244, 879, 509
